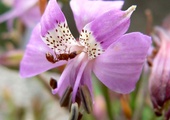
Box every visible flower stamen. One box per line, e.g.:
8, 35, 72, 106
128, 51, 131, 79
69, 102, 79, 120
79, 85, 92, 114
49, 77, 58, 89
60, 86, 73, 107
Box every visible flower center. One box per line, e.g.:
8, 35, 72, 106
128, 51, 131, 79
41, 20, 104, 63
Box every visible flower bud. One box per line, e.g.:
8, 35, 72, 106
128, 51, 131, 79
149, 26, 170, 116
0, 50, 23, 68
69, 102, 79, 120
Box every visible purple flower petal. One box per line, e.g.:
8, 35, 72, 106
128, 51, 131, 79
52, 59, 75, 96
0, 0, 38, 25
53, 53, 88, 98
93, 32, 151, 94
40, 0, 66, 36
0, 9, 20, 23
72, 54, 89, 102
13, 0, 38, 9
40, 0, 79, 54
80, 60, 94, 100
81, 6, 136, 49
20, 24, 66, 78
20, 5, 41, 27
70, 0, 124, 32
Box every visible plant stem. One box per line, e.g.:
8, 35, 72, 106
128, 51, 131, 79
132, 72, 149, 120
100, 83, 113, 120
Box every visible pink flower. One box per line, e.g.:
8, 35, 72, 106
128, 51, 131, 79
20, 0, 151, 104
149, 26, 170, 116
0, 0, 41, 28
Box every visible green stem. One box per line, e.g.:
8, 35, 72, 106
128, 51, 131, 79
132, 72, 149, 120
100, 83, 113, 120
